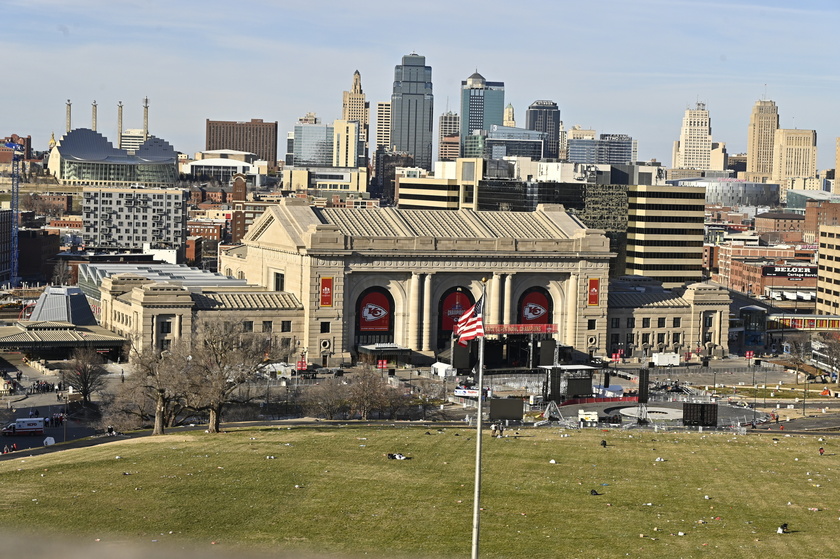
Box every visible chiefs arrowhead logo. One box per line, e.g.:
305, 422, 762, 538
522, 303, 547, 321
362, 303, 388, 322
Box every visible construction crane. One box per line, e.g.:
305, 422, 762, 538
3, 141, 22, 287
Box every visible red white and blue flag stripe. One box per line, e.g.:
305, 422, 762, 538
455, 296, 485, 346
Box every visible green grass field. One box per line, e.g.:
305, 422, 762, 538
0, 424, 838, 558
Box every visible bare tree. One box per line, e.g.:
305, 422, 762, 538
185, 319, 275, 433
62, 348, 108, 405
303, 378, 349, 419
131, 346, 191, 435
51, 261, 72, 286
347, 369, 391, 420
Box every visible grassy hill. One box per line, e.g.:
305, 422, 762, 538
0, 423, 837, 558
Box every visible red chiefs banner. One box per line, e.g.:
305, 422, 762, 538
358, 290, 391, 332
320, 277, 333, 307
588, 278, 600, 306
441, 291, 473, 331
519, 290, 550, 324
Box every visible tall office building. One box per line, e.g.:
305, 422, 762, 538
341, 70, 370, 145
333, 120, 363, 168
438, 111, 460, 161
772, 128, 817, 193
391, 53, 434, 170
568, 134, 637, 165
503, 103, 516, 127
205, 118, 278, 169
525, 100, 561, 159
671, 103, 714, 170
746, 99, 779, 180
625, 184, 706, 288
460, 72, 504, 154
293, 121, 334, 167
375, 102, 391, 150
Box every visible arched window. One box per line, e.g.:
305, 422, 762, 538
355, 287, 395, 346
437, 287, 474, 349
517, 287, 553, 325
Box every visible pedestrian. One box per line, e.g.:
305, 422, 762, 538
601, 439, 608, 448
819, 447, 825, 456
2, 445, 8, 454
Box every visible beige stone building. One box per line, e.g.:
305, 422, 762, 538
218, 199, 613, 366
607, 277, 731, 359
745, 99, 778, 182
98, 274, 304, 355
817, 224, 840, 315
341, 71, 369, 146
772, 128, 817, 190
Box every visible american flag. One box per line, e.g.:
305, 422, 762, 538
455, 296, 485, 346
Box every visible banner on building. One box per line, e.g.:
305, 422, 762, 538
320, 277, 333, 307
519, 290, 550, 324
358, 290, 391, 332
441, 291, 473, 331
588, 278, 600, 306
485, 324, 558, 334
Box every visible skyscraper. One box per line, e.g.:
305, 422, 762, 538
459, 72, 504, 154
525, 100, 561, 159
438, 111, 460, 161
772, 128, 817, 187
375, 102, 391, 150
672, 103, 714, 170
625, 184, 706, 288
391, 53, 434, 170
333, 120, 362, 168
205, 118, 279, 169
342, 71, 370, 146
503, 103, 516, 127
746, 99, 779, 180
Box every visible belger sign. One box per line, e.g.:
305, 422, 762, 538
761, 265, 817, 279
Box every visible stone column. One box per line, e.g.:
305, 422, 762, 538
408, 273, 421, 350
422, 273, 433, 351
565, 275, 579, 347
503, 274, 513, 325
490, 273, 502, 326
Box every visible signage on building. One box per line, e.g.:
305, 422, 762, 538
588, 278, 600, 306
358, 290, 391, 332
485, 324, 558, 334
320, 277, 333, 307
441, 291, 473, 331
519, 290, 550, 323
761, 265, 817, 278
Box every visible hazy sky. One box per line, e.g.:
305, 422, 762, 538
4, 0, 840, 169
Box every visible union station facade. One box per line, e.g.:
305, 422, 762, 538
218, 199, 614, 366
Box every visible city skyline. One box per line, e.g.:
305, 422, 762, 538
4, 0, 840, 169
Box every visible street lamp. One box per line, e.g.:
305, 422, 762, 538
803, 377, 808, 416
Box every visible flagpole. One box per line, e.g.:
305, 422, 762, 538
470, 279, 487, 559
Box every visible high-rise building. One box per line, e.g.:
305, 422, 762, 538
459, 72, 504, 154
438, 111, 460, 161
503, 103, 516, 127
83, 186, 188, 249
332, 120, 363, 168
205, 118, 279, 169
772, 128, 817, 186
746, 99, 779, 180
375, 102, 391, 150
525, 100, 561, 159
293, 121, 334, 167
671, 103, 716, 170
391, 53, 434, 170
341, 70, 370, 146
568, 134, 637, 165
625, 184, 706, 288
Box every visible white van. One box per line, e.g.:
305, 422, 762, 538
2, 418, 45, 436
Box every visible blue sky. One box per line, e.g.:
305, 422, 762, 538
4, 0, 840, 169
